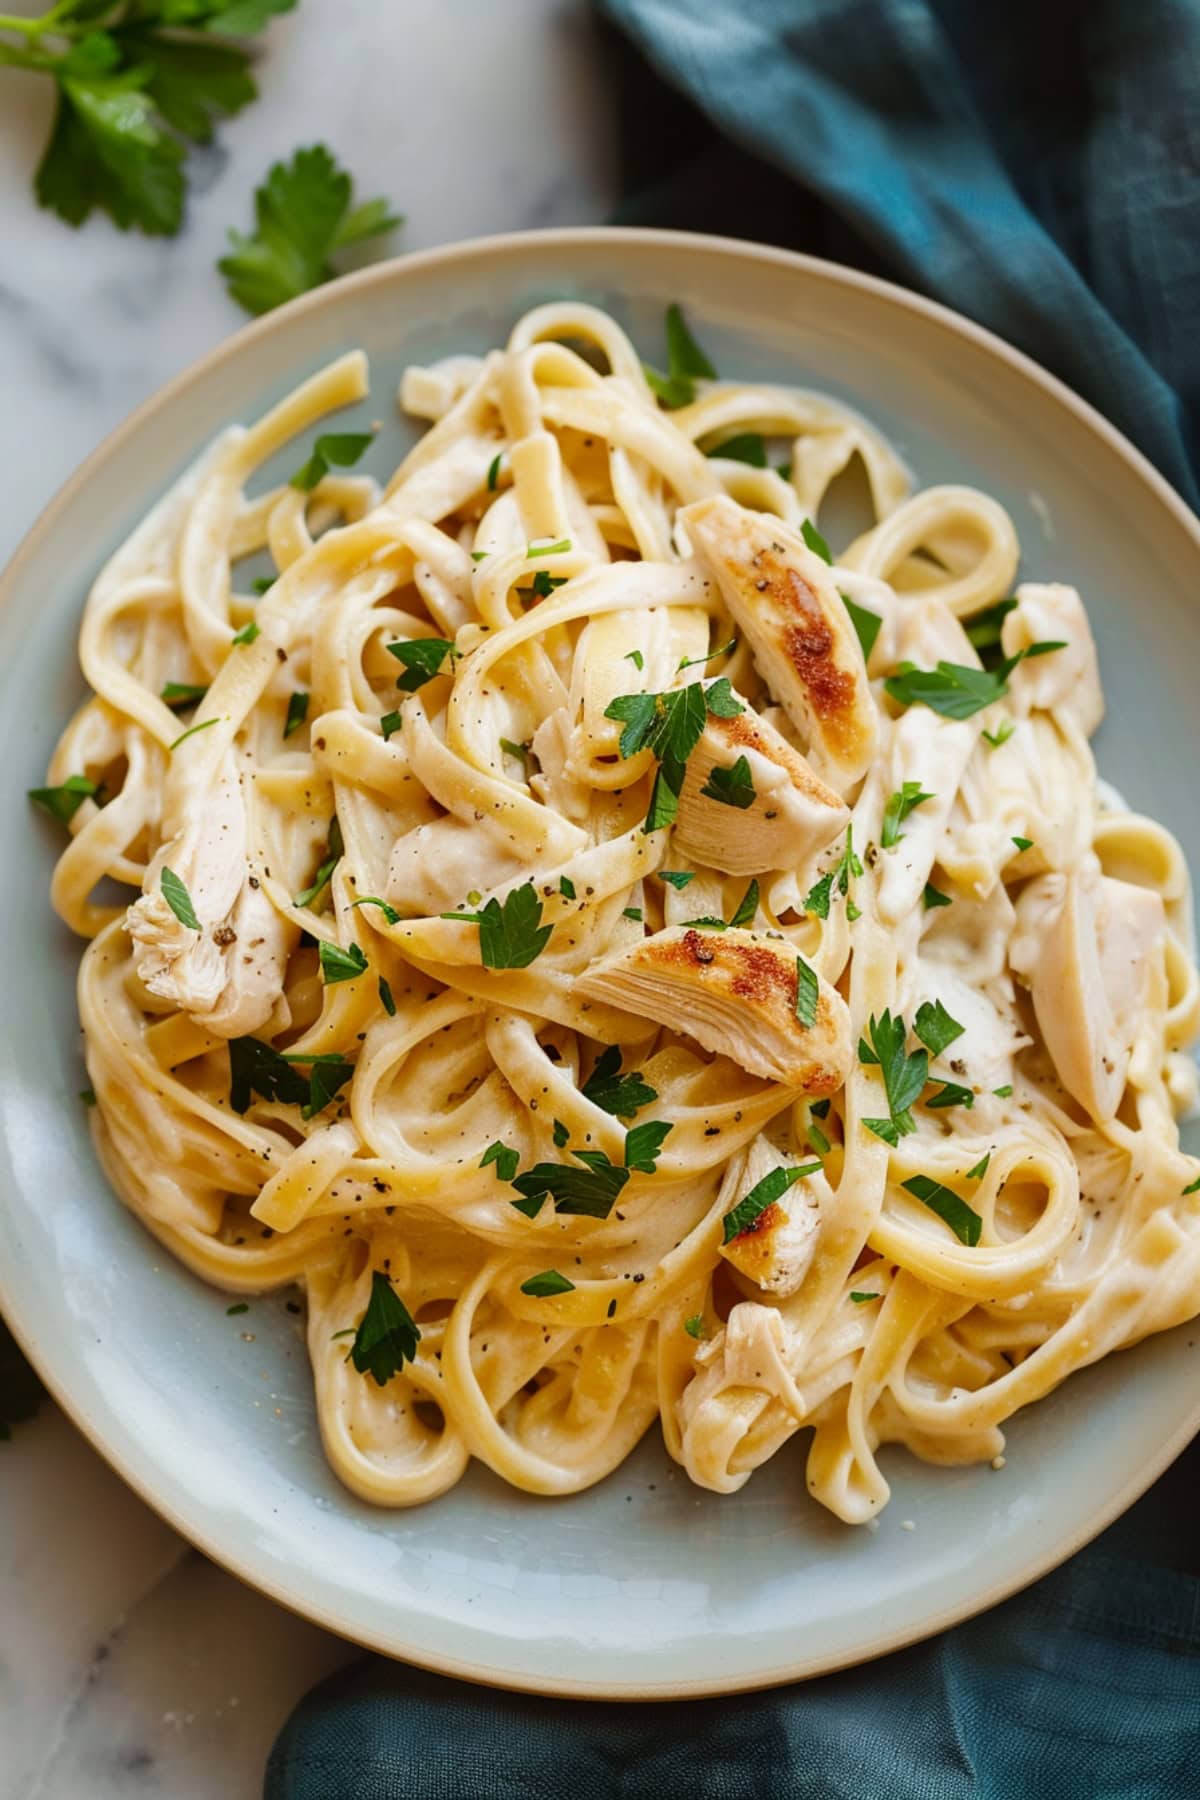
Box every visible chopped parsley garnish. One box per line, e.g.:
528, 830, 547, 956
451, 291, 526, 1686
657, 869, 695, 890
552, 1119, 570, 1148
1012, 835, 1033, 852
378, 976, 396, 1016
623, 1119, 673, 1173
643, 302, 716, 409
350, 895, 400, 925
387, 636, 456, 691
251, 576, 276, 595
500, 737, 530, 767
231, 619, 260, 645
705, 432, 766, 466
294, 816, 343, 909
683, 1313, 709, 1339
982, 718, 1015, 749
528, 570, 565, 599
161, 681, 208, 705
510, 1121, 672, 1219
1181, 1174, 1200, 1196
439, 881, 552, 969
795, 955, 819, 1029
884, 643, 1066, 721
319, 939, 367, 985
807, 1120, 831, 1155
964, 596, 1017, 652
380, 711, 403, 741
881, 781, 934, 849
605, 676, 743, 832
729, 880, 759, 929
677, 635, 736, 673
581, 1045, 658, 1118
228, 1037, 353, 1119
220, 145, 400, 316
722, 1162, 821, 1244
923, 882, 953, 910
624, 649, 644, 671
481, 1141, 520, 1183
925, 1080, 974, 1110
622, 906, 643, 922
160, 866, 200, 931
79, 1087, 97, 1106
993, 1084, 1014, 1098
902, 1174, 981, 1247
169, 715, 221, 751
289, 430, 374, 493
842, 592, 882, 662
849, 1291, 881, 1304
28, 773, 99, 825
801, 518, 833, 564
701, 754, 756, 810
486, 451, 502, 491
226, 1302, 249, 1316
559, 875, 576, 900
859, 1010, 928, 1143
805, 825, 863, 919
525, 537, 571, 558
913, 999, 964, 1057
348, 1270, 421, 1386
966, 1153, 991, 1180
284, 691, 309, 738
520, 1270, 575, 1298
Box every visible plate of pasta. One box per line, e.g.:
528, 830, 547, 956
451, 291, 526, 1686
5, 227, 1200, 1697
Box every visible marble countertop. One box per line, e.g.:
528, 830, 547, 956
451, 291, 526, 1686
0, 4, 614, 1794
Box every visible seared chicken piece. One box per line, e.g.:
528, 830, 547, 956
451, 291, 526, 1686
577, 924, 852, 1089
1001, 583, 1103, 737
128, 749, 290, 1037
720, 1136, 822, 1295
1010, 870, 1164, 1121
672, 684, 848, 875
680, 495, 878, 791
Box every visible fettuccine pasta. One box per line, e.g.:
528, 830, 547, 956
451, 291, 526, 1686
34, 301, 1200, 1523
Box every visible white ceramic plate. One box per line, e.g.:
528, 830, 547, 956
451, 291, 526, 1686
4, 229, 1199, 1699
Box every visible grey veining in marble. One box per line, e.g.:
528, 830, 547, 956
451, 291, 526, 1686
0, 3, 613, 1794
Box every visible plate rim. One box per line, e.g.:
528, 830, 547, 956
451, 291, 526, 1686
4, 223, 1200, 1700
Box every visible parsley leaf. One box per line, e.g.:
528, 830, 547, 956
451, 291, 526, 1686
841, 592, 882, 663
623, 1119, 673, 1173
161, 681, 208, 705
925, 1080, 974, 1110
801, 518, 833, 564
982, 718, 1015, 749
923, 882, 953, 910
1012, 835, 1034, 852
440, 881, 552, 969
701, 754, 756, 810
294, 816, 343, 909
387, 637, 456, 691
684, 1313, 709, 1340
803, 871, 834, 919
380, 711, 403, 741
378, 976, 396, 1016
319, 940, 367, 985
882, 645, 1061, 721
722, 1162, 821, 1244
28, 773, 99, 826
729, 880, 759, 929
289, 431, 374, 493
230, 619, 260, 645
552, 1119, 570, 1148
349, 1270, 421, 1386
520, 1270, 575, 1298
902, 1174, 981, 1247
581, 1045, 658, 1118
350, 895, 400, 925
657, 870, 695, 890
605, 679, 743, 832
964, 596, 1017, 652
850, 1291, 881, 1304
624, 649, 644, 671
219, 144, 401, 315
966, 1153, 991, 1180
511, 1152, 629, 1220
160, 865, 200, 930
859, 1011, 927, 1137
481, 1141, 520, 1183
486, 451, 502, 491
881, 781, 934, 849
913, 999, 964, 1057
227, 1038, 352, 1119
795, 955, 819, 1029
705, 432, 766, 466
559, 876, 576, 900
642, 302, 716, 408
282, 691, 309, 739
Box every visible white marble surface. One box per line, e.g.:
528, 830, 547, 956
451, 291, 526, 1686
0, 4, 614, 1795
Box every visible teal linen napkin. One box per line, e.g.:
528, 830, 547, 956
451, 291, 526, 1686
268, 4, 1200, 1791
265, 1441, 1200, 1800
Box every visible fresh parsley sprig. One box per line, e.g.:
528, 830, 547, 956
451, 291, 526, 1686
28, 772, 100, 826
701, 754, 756, 810
605, 676, 743, 832
520, 1270, 575, 1298
219, 143, 401, 315
881, 781, 934, 849
228, 1037, 353, 1120
859, 1010, 928, 1145
722, 1162, 821, 1244
290, 431, 374, 493
439, 881, 552, 970
884, 642, 1066, 721
643, 303, 716, 409
804, 825, 863, 922
510, 1119, 673, 1220
4, 0, 295, 239
902, 1174, 981, 1247
387, 637, 456, 692
580, 1046, 658, 1119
